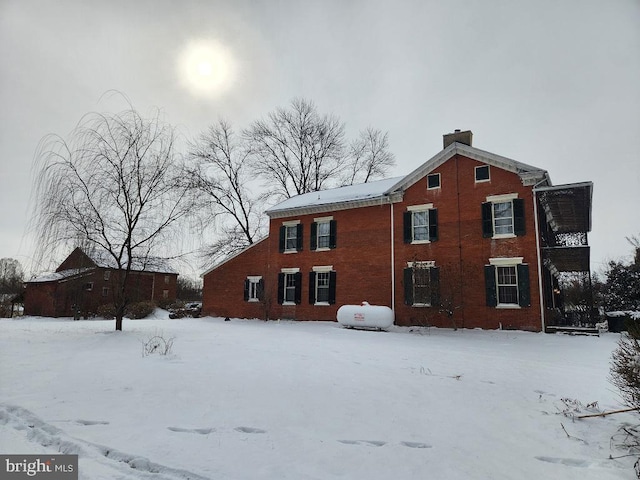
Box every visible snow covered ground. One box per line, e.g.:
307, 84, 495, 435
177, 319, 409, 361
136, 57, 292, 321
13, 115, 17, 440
1, 313, 637, 479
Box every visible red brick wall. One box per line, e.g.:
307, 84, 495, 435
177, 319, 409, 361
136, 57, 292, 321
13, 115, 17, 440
202, 153, 544, 330
393, 154, 541, 330
202, 238, 271, 319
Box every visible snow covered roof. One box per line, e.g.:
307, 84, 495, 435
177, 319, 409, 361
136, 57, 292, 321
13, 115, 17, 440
85, 250, 178, 274
266, 141, 550, 218
266, 177, 403, 218
27, 268, 94, 283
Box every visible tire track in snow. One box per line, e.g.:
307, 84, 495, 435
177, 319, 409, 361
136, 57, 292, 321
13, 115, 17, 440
0, 403, 215, 480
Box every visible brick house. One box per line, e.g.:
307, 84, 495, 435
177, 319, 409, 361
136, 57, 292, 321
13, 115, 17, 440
24, 247, 178, 318
202, 130, 592, 331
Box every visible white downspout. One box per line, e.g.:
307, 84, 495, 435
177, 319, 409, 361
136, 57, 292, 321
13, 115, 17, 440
533, 187, 545, 332
390, 201, 395, 314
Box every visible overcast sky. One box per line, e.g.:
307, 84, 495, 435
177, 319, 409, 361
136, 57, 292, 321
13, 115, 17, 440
1, 0, 639, 276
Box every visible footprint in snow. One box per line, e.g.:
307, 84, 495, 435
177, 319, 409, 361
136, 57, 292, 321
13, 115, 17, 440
534, 456, 590, 467
338, 440, 386, 447
338, 440, 430, 448
76, 419, 110, 426
235, 426, 267, 434
400, 441, 432, 449
167, 426, 215, 435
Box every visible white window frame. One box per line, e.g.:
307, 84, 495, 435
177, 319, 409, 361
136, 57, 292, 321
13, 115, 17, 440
475, 165, 491, 183
247, 275, 262, 302
312, 265, 333, 305
427, 173, 441, 190
282, 220, 300, 253
407, 204, 434, 244
314, 216, 333, 251
281, 267, 300, 305
102, 287, 109, 297
489, 257, 523, 308
486, 194, 518, 239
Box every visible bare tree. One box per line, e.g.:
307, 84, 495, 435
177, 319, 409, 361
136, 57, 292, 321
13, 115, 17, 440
187, 120, 264, 265
31, 106, 190, 330
0, 258, 24, 295
244, 98, 346, 198
342, 127, 396, 185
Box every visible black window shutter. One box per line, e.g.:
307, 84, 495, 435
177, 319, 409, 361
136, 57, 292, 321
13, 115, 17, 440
294, 272, 302, 304
243, 279, 250, 301
310, 222, 317, 251
296, 224, 303, 251
517, 264, 531, 307
329, 220, 337, 249
430, 267, 440, 306
513, 198, 526, 236
428, 209, 438, 242
278, 226, 286, 253
328, 271, 337, 304
481, 202, 493, 238
257, 279, 264, 301
308, 271, 316, 304
403, 212, 412, 243
277, 273, 285, 304
403, 267, 414, 305
484, 265, 497, 307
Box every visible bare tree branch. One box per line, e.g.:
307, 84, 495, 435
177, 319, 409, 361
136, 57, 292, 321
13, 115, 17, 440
30, 105, 190, 330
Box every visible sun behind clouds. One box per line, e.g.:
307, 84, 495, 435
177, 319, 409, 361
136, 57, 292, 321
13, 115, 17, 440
178, 39, 236, 97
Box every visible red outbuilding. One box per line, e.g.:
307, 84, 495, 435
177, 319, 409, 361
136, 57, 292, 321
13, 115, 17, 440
24, 247, 178, 318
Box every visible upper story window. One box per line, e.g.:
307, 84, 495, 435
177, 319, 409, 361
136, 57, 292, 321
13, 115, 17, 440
482, 194, 525, 239
103, 270, 110, 281
484, 258, 530, 308
403, 204, 438, 244
310, 217, 337, 251
427, 173, 441, 190
164, 275, 171, 284
279, 221, 303, 253
403, 261, 440, 307
244, 276, 264, 302
475, 165, 490, 183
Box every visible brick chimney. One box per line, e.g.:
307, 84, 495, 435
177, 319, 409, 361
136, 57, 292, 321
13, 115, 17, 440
443, 129, 472, 148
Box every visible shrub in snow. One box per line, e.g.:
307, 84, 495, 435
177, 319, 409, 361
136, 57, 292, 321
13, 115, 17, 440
96, 304, 116, 319
142, 332, 174, 357
611, 321, 640, 410
125, 301, 156, 319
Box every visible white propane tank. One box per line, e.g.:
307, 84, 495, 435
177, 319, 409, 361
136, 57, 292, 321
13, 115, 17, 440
336, 302, 394, 330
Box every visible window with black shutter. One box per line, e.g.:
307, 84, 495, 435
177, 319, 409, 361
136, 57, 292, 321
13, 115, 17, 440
404, 264, 439, 306
481, 196, 525, 238
404, 206, 438, 244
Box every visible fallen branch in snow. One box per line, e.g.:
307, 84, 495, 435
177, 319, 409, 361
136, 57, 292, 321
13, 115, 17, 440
560, 423, 587, 444
577, 407, 640, 419
418, 366, 462, 380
